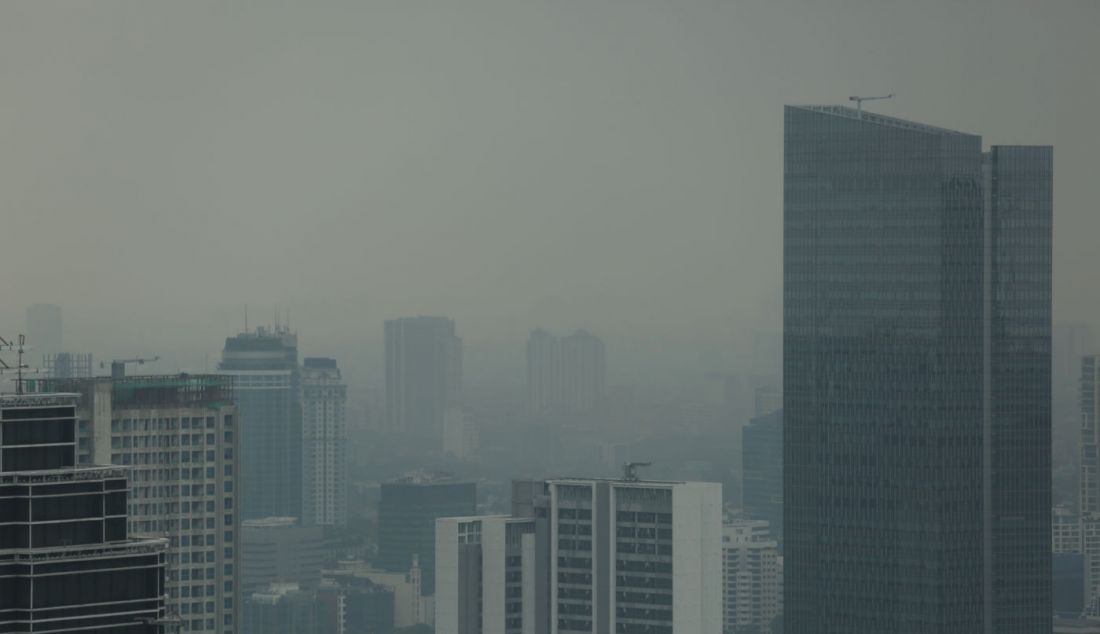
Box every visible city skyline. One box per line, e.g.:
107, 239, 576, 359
1, 2, 1096, 633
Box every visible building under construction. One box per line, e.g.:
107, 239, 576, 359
30, 375, 240, 634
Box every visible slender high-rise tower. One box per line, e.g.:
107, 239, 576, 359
385, 316, 462, 447
783, 105, 1051, 633
301, 357, 347, 527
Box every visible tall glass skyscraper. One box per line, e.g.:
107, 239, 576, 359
783, 105, 1051, 633
220, 327, 302, 521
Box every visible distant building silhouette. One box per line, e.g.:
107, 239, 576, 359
385, 316, 462, 447
742, 409, 782, 546
25, 303, 62, 358
526, 328, 605, 423
784, 105, 1052, 633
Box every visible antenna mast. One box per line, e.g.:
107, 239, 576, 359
0, 335, 39, 395
848, 93, 894, 119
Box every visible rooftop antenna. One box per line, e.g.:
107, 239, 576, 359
244, 304, 249, 334
622, 461, 652, 482
848, 93, 894, 119
0, 335, 40, 395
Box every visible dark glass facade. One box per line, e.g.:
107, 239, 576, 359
742, 410, 783, 547
220, 329, 302, 520
783, 106, 1050, 633
0, 394, 167, 634
376, 477, 476, 594
385, 316, 462, 447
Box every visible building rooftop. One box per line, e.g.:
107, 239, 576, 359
786, 104, 973, 137
29, 375, 234, 408
0, 393, 79, 408
242, 516, 300, 528
547, 476, 720, 488
0, 464, 129, 485
385, 469, 465, 485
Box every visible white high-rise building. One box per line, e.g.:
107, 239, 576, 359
545, 478, 722, 634
435, 516, 539, 634
436, 477, 722, 634
301, 357, 347, 527
723, 519, 782, 634
45, 374, 241, 634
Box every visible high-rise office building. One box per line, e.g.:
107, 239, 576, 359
376, 471, 477, 595
1081, 356, 1100, 610
301, 357, 347, 527
527, 328, 561, 421
242, 583, 316, 634
25, 303, 62, 358
385, 316, 462, 446
37, 374, 241, 634
723, 519, 782, 634
742, 410, 783, 546
1083, 356, 1100, 514
512, 477, 721, 634
784, 105, 1052, 633
241, 517, 326, 596
219, 326, 302, 520
526, 329, 605, 422
543, 477, 721, 634
435, 515, 539, 634
0, 392, 168, 633
437, 477, 723, 634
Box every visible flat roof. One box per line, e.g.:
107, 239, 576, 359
786, 104, 973, 137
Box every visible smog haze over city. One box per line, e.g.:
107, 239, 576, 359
1, 2, 1098, 634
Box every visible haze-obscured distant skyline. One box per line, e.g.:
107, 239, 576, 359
2, 0, 1097, 387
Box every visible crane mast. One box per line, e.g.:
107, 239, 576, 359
848, 93, 894, 118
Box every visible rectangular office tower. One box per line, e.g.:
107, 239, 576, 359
0, 393, 168, 633
385, 316, 462, 446
377, 471, 477, 595
301, 357, 348, 527
527, 329, 606, 424
435, 515, 539, 634
783, 105, 1052, 633
219, 327, 302, 520
35, 375, 240, 634
441, 478, 723, 634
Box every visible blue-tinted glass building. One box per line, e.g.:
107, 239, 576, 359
220, 327, 302, 520
743, 409, 783, 547
783, 105, 1051, 634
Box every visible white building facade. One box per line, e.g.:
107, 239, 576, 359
301, 357, 348, 527
722, 519, 782, 634
56, 375, 241, 634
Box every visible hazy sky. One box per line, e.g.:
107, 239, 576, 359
2, 0, 1097, 386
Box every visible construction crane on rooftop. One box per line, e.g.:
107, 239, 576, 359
849, 93, 894, 119
101, 356, 160, 380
